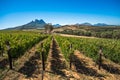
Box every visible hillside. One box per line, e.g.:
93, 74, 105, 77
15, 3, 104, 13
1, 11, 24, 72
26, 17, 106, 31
53, 25, 120, 39
5, 19, 46, 30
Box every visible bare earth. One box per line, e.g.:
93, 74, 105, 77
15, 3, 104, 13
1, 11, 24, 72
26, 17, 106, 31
55, 33, 97, 39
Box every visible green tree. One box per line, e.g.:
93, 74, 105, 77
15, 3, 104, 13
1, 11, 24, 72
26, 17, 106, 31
44, 23, 53, 33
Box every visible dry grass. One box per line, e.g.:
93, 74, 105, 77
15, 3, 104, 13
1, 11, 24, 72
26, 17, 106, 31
56, 33, 97, 39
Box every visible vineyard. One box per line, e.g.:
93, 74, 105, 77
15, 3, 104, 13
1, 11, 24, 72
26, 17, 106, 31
0, 31, 120, 80
0, 31, 48, 58
55, 36, 120, 63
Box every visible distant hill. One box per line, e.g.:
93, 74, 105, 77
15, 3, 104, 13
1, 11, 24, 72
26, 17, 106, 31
5, 19, 46, 30
75, 23, 116, 27
53, 24, 61, 27
94, 23, 109, 26
80, 22, 92, 26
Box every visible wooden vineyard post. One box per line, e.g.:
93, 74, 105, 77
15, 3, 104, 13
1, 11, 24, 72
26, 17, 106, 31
41, 42, 43, 48
41, 43, 45, 71
6, 41, 13, 69
42, 49, 45, 71
0, 46, 4, 57
69, 54, 72, 69
51, 36, 53, 42
0, 46, 1, 56
98, 46, 103, 70
69, 44, 72, 69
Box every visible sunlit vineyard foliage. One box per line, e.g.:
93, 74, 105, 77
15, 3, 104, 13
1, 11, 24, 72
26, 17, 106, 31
37, 36, 52, 61
55, 36, 120, 64
0, 31, 48, 58
0, 30, 120, 64
55, 36, 72, 62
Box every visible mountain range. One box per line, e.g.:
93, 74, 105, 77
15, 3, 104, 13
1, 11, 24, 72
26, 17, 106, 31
53, 24, 61, 27
77, 22, 116, 26
6, 19, 46, 30
4, 19, 118, 30
5, 19, 62, 30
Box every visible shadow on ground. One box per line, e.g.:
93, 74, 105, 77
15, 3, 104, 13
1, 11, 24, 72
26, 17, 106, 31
101, 63, 120, 74
0, 59, 8, 69
72, 55, 104, 77
18, 52, 40, 77
50, 39, 66, 77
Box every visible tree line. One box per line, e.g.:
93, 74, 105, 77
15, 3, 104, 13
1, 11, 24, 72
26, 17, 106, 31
56, 29, 120, 39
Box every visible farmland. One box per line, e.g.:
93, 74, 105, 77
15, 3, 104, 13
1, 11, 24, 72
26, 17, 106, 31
0, 30, 120, 80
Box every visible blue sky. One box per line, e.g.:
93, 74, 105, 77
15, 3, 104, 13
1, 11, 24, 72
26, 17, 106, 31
0, 0, 120, 29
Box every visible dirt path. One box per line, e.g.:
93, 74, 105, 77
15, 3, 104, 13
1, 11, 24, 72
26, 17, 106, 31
72, 50, 120, 80
1, 40, 44, 80
55, 33, 97, 39
44, 38, 69, 80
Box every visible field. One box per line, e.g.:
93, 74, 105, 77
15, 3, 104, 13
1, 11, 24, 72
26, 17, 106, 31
0, 30, 120, 80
